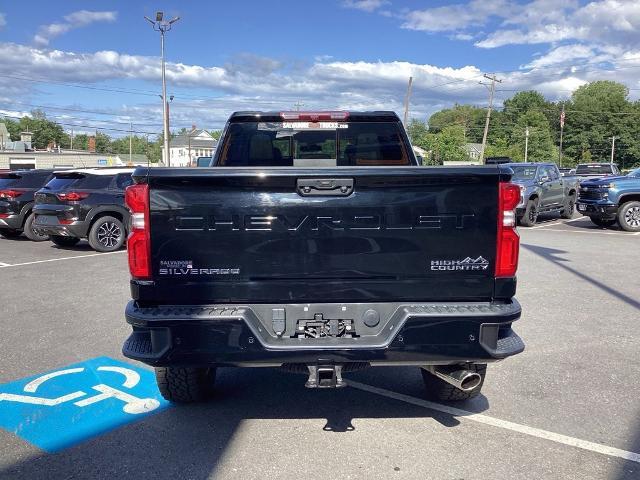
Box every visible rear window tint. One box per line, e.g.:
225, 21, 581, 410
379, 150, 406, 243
0, 172, 52, 189
44, 174, 113, 190
218, 121, 410, 167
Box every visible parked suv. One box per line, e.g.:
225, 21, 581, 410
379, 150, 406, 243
577, 167, 640, 231
0, 169, 59, 241
33, 168, 135, 251
507, 163, 579, 226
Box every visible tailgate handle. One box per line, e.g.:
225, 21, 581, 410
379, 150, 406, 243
296, 178, 354, 196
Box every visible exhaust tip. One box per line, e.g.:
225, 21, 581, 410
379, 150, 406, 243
458, 372, 482, 391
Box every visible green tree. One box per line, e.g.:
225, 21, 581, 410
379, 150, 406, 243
510, 111, 557, 162
563, 81, 633, 165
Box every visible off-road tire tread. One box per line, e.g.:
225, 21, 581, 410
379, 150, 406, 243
421, 364, 487, 402
155, 367, 216, 403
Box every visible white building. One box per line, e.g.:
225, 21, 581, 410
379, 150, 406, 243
162, 128, 218, 167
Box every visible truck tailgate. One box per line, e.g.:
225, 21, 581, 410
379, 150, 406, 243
140, 167, 505, 304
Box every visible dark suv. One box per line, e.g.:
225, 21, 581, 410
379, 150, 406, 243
0, 169, 59, 241
33, 168, 135, 252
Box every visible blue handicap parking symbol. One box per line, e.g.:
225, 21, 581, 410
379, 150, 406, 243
0, 356, 171, 452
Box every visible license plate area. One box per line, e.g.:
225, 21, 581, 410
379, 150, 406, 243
292, 314, 358, 339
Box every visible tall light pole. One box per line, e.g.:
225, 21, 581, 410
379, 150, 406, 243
145, 11, 180, 167
524, 126, 530, 163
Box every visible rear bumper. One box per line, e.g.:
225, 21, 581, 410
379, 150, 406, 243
0, 214, 23, 230
123, 300, 524, 367
32, 213, 89, 238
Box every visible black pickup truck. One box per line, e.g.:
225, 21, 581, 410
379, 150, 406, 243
122, 111, 524, 403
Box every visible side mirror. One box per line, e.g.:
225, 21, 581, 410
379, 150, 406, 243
539, 175, 550, 184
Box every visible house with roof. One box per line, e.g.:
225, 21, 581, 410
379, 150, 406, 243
162, 127, 218, 167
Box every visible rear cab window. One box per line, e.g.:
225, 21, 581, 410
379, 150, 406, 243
576, 164, 615, 175
216, 113, 412, 167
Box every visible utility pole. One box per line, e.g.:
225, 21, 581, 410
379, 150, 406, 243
524, 126, 530, 162
70, 129, 74, 150
558, 103, 565, 167
610, 136, 616, 164
403, 76, 413, 126
145, 12, 180, 167
129, 122, 133, 165
479, 73, 502, 164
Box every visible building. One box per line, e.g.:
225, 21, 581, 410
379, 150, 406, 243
162, 128, 217, 167
464, 143, 483, 161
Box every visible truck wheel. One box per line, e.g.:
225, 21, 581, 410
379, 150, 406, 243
50, 235, 81, 247
155, 367, 217, 403
0, 228, 22, 239
421, 364, 486, 401
519, 198, 539, 227
88, 216, 125, 252
588, 217, 616, 228
560, 195, 576, 219
617, 201, 640, 232
23, 213, 49, 242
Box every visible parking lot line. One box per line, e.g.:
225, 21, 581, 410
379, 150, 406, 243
0, 251, 126, 269
528, 228, 635, 236
528, 221, 563, 229
348, 380, 640, 464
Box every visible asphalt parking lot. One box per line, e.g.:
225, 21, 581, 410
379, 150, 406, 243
0, 214, 639, 480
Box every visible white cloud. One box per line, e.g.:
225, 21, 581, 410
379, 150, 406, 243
402, 0, 513, 33
2, 37, 640, 135
342, 0, 390, 13
0, 13, 6, 29
33, 10, 117, 46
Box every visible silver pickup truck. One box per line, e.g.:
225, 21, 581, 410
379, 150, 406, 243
506, 163, 580, 226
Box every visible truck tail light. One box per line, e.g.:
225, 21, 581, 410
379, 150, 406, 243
125, 183, 151, 279
56, 192, 89, 201
280, 111, 349, 121
0, 189, 25, 199
495, 182, 520, 278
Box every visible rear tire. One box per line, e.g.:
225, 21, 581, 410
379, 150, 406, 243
421, 364, 486, 402
560, 195, 576, 219
519, 198, 539, 227
589, 217, 616, 228
23, 213, 49, 242
88, 216, 125, 252
617, 201, 640, 232
0, 228, 22, 239
155, 367, 217, 403
50, 235, 81, 247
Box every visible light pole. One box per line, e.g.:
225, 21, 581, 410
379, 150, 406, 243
524, 126, 529, 163
145, 11, 180, 167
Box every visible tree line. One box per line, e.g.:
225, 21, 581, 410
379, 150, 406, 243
1, 111, 221, 163
408, 80, 640, 169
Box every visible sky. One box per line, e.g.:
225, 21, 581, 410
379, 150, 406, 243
0, 0, 640, 137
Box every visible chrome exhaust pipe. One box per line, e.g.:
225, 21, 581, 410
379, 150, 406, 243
424, 366, 482, 392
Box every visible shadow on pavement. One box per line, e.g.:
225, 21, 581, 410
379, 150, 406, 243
522, 243, 640, 311
0, 366, 487, 480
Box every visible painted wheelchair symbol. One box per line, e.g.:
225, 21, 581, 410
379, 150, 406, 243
0, 366, 160, 414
